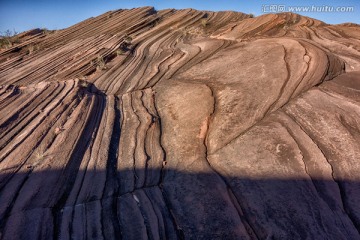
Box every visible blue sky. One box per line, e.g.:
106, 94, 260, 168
0, 0, 359, 34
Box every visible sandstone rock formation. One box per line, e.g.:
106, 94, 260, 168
0, 7, 360, 239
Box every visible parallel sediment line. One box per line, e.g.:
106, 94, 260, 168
1, 7, 360, 239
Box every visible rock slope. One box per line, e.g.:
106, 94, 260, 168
0, 7, 360, 239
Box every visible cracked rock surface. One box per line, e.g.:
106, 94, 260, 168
0, 7, 360, 239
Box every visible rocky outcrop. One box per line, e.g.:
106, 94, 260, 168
0, 7, 360, 239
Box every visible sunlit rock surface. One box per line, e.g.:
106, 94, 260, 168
1, 7, 360, 239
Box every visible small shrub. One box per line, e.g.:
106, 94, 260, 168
152, 19, 160, 28
201, 18, 209, 27
41, 28, 50, 35
0, 38, 11, 49
0, 29, 19, 49
79, 80, 90, 88
124, 35, 132, 44
184, 27, 204, 36
27, 44, 42, 54
11, 36, 20, 44
35, 147, 45, 160
249, 14, 255, 18
2, 29, 18, 38
96, 56, 106, 70
116, 49, 124, 56
27, 44, 35, 54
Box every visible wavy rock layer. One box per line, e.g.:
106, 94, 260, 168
1, 7, 360, 239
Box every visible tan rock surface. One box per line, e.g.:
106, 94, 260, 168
0, 7, 360, 239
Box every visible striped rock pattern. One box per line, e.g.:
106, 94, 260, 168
1, 7, 360, 239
